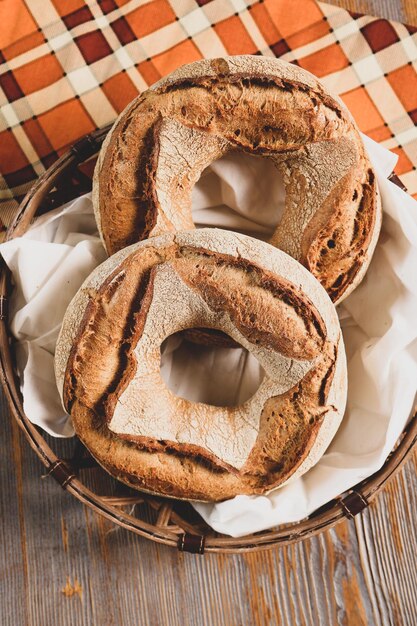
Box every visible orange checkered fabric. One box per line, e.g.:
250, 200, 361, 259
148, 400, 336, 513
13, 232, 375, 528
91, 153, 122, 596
1, 0, 416, 235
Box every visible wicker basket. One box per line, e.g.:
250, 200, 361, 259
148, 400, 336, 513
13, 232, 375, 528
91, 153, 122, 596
1, 126, 416, 554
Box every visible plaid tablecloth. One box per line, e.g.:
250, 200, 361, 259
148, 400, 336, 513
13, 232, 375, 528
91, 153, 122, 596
1, 0, 416, 235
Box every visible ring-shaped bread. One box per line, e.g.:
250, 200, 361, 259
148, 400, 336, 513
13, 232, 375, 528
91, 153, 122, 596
94, 55, 380, 304
55, 229, 347, 501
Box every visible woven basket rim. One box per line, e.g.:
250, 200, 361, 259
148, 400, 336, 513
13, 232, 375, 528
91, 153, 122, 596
1, 125, 416, 554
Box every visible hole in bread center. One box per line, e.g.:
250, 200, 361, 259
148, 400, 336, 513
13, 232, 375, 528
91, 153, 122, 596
160, 330, 266, 408
191, 152, 285, 241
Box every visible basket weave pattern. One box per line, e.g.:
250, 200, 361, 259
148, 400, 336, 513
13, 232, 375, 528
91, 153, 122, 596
1, 127, 416, 554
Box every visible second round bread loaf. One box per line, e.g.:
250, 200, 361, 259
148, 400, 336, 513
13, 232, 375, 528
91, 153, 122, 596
55, 229, 347, 501
94, 55, 380, 304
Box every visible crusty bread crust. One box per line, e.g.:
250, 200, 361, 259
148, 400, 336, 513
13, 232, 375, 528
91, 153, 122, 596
93, 55, 381, 304
55, 229, 347, 501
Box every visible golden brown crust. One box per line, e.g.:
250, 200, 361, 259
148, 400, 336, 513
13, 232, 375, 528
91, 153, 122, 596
56, 229, 347, 501
94, 56, 380, 304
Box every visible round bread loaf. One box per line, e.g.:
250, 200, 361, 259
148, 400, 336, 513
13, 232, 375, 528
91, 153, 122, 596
93, 55, 380, 304
55, 229, 347, 502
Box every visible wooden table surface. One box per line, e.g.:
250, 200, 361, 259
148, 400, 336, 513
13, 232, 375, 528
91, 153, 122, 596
1, 2, 417, 625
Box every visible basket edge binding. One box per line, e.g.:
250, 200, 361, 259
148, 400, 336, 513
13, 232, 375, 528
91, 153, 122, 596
0, 127, 416, 554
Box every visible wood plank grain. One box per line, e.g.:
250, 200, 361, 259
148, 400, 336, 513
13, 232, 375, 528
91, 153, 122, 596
1, 387, 417, 626
324, 0, 410, 23
1, 2, 417, 626
0, 407, 27, 626
402, 0, 417, 26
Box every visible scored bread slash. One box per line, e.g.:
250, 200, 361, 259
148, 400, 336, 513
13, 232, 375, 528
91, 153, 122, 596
55, 229, 347, 502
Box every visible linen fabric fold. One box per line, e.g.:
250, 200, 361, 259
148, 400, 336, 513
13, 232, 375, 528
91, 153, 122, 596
1, 135, 417, 536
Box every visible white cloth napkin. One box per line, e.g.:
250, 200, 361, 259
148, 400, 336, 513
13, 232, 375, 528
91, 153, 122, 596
1, 134, 417, 537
